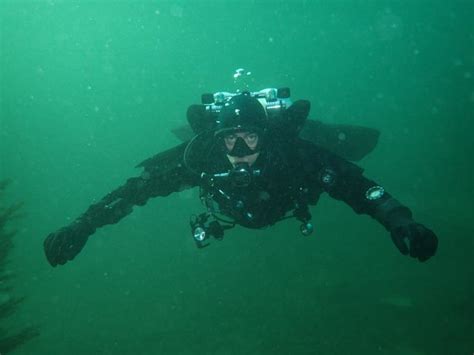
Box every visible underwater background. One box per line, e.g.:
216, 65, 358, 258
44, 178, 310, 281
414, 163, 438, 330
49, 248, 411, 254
0, 0, 473, 354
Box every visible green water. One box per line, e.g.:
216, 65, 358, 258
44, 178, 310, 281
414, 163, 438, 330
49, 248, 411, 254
1, 1, 473, 354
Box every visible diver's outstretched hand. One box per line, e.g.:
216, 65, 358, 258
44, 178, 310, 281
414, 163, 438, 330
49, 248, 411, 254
44, 220, 94, 267
390, 222, 438, 262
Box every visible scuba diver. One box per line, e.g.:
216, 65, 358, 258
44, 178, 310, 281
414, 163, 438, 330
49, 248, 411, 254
44, 88, 438, 266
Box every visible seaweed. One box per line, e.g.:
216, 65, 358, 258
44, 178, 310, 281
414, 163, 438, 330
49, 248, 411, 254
0, 179, 39, 354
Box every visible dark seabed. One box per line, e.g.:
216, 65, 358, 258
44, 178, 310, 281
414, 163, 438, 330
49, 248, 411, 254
0, 1, 473, 354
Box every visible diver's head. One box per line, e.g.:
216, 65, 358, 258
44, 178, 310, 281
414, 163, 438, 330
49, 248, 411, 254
214, 92, 267, 166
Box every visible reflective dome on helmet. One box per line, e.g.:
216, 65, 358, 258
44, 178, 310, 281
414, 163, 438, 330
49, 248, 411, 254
215, 92, 268, 136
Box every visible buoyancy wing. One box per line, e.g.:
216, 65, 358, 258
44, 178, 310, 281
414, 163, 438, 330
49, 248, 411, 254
299, 120, 380, 161
135, 142, 189, 174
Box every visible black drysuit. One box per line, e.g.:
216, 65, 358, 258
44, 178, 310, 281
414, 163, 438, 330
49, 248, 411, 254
44, 134, 429, 267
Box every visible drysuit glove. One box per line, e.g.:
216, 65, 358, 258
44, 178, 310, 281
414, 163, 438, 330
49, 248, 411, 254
388, 213, 438, 262
43, 219, 95, 267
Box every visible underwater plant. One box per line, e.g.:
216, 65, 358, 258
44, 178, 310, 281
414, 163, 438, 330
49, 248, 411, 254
0, 179, 38, 354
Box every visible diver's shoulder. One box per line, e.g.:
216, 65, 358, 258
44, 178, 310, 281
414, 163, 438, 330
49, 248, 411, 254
294, 137, 325, 154
293, 138, 349, 163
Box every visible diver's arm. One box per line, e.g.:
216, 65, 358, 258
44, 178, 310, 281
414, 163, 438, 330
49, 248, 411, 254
43, 143, 198, 267
309, 146, 438, 261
